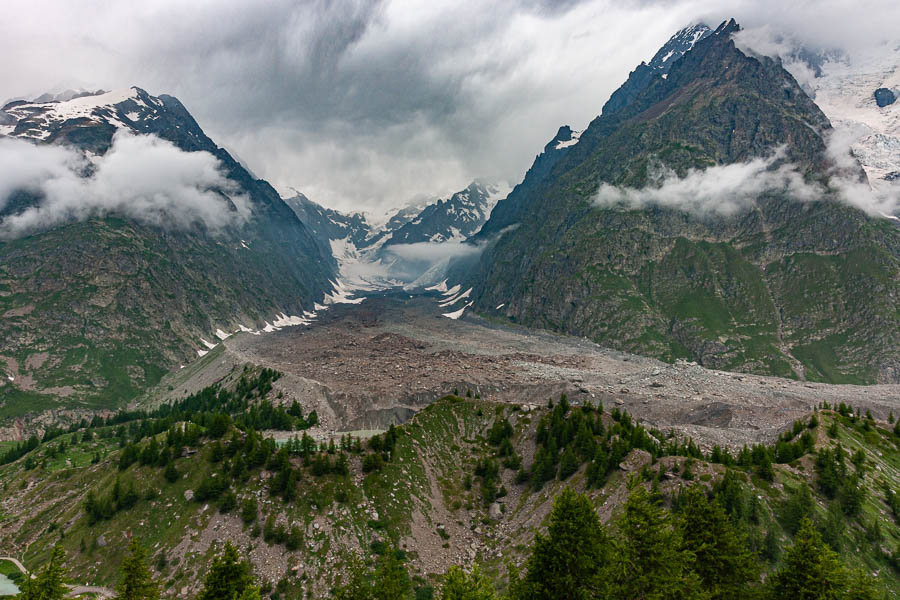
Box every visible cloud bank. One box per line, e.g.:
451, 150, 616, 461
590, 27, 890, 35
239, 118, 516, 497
593, 148, 822, 217
593, 138, 900, 219
383, 240, 483, 263
0, 131, 250, 238
2, 1, 899, 214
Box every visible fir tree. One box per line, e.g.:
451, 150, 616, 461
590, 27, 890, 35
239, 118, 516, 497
607, 484, 706, 600
677, 486, 759, 599
195, 541, 258, 600
18, 544, 68, 600
768, 518, 875, 600
557, 447, 579, 480
116, 537, 159, 600
332, 554, 373, 600
372, 549, 411, 600
164, 460, 179, 484
511, 487, 606, 600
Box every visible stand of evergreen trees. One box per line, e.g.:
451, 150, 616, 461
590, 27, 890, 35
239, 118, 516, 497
327, 485, 878, 600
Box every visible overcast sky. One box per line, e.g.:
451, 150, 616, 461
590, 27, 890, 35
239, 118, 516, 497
3, 0, 898, 214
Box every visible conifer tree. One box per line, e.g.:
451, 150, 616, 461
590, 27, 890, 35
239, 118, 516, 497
677, 486, 759, 599
164, 460, 179, 484
768, 518, 876, 600
607, 484, 707, 600
18, 544, 68, 600
116, 537, 159, 600
332, 554, 373, 600
440, 565, 496, 600
512, 487, 607, 600
195, 541, 258, 600
372, 549, 410, 600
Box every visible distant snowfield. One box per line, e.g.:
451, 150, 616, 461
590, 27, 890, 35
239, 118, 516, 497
0, 87, 160, 140
801, 46, 900, 184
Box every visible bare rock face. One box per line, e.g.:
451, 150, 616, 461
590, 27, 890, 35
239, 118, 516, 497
619, 448, 652, 472
874, 87, 897, 107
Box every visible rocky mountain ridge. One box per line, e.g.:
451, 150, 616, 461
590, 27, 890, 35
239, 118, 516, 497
463, 20, 900, 384
0, 87, 336, 417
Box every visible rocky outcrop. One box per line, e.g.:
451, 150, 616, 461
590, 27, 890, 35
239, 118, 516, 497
874, 87, 897, 107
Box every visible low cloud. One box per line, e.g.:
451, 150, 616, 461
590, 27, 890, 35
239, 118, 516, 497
383, 240, 483, 263
593, 141, 900, 220
0, 131, 250, 238
593, 148, 821, 217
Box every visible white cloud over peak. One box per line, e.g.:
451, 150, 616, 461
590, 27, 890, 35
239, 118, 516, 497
0, 131, 250, 238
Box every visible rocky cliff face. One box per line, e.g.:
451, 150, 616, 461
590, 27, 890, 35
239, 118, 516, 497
466, 20, 900, 384
0, 88, 335, 416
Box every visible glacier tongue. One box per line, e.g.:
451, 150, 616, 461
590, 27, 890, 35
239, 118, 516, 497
794, 44, 900, 183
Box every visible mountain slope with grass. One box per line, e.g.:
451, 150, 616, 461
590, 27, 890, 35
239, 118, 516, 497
0, 88, 335, 419
464, 20, 900, 384
1, 362, 898, 598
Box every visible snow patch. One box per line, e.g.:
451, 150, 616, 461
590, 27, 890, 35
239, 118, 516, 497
555, 130, 581, 150
425, 279, 448, 292
200, 338, 217, 350
324, 279, 366, 305
442, 301, 473, 320
214, 328, 231, 341
439, 287, 472, 307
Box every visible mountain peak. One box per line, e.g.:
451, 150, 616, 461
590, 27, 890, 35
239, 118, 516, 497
647, 22, 713, 75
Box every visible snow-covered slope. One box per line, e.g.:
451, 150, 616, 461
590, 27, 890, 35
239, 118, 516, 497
2, 87, 175, 143
379, 180, 511, 246
804, 45, 900, 183
286, 180, 511, 291
648, 23, 712, 76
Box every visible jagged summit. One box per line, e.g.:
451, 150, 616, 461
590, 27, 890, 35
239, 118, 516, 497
647, 22, 713, 74
0, 86, 217, 156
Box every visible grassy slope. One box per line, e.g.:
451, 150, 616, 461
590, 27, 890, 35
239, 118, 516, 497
0, 396, 897, 597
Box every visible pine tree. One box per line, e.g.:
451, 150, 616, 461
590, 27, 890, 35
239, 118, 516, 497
768, 518, 876, 599
195, 541, 258, 600
18, 544, 68, 600
557, 447, 579, 480
439, 564, 495, 600
512, 487, 607, 600
116, 537, 159, 600
757, 453, 774, 481
677, 486, 759, 599
607, 485, 707, 600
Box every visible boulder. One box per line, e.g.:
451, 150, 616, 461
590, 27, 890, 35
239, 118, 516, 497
874, 87, 897, 107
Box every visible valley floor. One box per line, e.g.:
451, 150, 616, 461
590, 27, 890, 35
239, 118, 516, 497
146, 290, 900, 450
